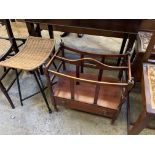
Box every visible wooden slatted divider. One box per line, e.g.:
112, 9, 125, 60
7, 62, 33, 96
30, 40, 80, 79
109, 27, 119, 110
76, 65, 80, 85
55, 56, 128, 70
63, 45, 127, 58
61, 44, 66, 71
81, 54, 84, 73
94, 57, 105, 104
70, 79, 75, 100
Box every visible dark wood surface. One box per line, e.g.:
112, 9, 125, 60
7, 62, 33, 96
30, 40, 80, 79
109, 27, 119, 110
25, 19, 155, 34
20, 20, 155, 61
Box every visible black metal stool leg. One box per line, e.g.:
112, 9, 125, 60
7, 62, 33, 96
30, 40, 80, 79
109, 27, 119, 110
0, 81, 15, 109
15, 69, 23, 106
33, 71, 52, 113
53, 62, 57, 69
3, 67, 7, 72
36, 70, 45, 89
39, 66, 44, 75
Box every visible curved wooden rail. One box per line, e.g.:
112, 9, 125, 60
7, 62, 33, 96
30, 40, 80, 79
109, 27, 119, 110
48, 69, 128, 87
55, 56, 128, 70
61, 44, 128, 58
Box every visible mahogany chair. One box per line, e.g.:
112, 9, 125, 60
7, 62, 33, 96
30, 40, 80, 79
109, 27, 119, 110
128, 63, 155, 134
45, 42, 134, 124
131, 31, 155, 81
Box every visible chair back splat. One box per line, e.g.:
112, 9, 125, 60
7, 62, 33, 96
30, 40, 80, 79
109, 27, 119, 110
45, 42, 134, 124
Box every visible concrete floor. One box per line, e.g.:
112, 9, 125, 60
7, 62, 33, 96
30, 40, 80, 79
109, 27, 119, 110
0, 22, 155, 135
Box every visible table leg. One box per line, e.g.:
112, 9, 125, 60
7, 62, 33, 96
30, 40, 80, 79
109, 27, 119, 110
126, 34, 136, 52
117, 33, 128, 65
48, 25, 55, 53
26, 22, 36, 36
128, 110, 148, 135
48, 25, 54, 39
35, 24, 42, 37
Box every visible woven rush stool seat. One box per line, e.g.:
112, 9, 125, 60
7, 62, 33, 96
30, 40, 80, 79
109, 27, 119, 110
0, 36, 55, 113
0, 38, 11, 59
0, 36, 55, 70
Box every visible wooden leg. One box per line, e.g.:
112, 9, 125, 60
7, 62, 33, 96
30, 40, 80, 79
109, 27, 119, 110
111, 111, 119, 124
111, 102, 124, 125
35, 24, 42, 37
117, 33, 128, 66
5, 19, 19, 53
128, 110, 148, 135
26, 22, 36, 36
48, 25, 54, 39
126, 34, 136, 52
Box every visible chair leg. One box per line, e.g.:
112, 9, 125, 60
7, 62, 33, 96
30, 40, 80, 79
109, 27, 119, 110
0, 81, 15, 109
33, 71, 52, 113
15, 69, 23, 106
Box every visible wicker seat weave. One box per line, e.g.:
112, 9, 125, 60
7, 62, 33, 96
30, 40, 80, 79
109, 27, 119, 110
0, 36, 55, 71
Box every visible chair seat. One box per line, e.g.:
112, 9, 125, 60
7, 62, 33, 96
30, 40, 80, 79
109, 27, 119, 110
0, 38, 11, 59
147, 64, 155, 112
53, 71, 122, 110
0, 36, 55, 71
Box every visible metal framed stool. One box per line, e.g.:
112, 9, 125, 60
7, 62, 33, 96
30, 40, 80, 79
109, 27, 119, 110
0, 19, 26, 109
0, 38, 15, 109
0, 36, 55, 113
